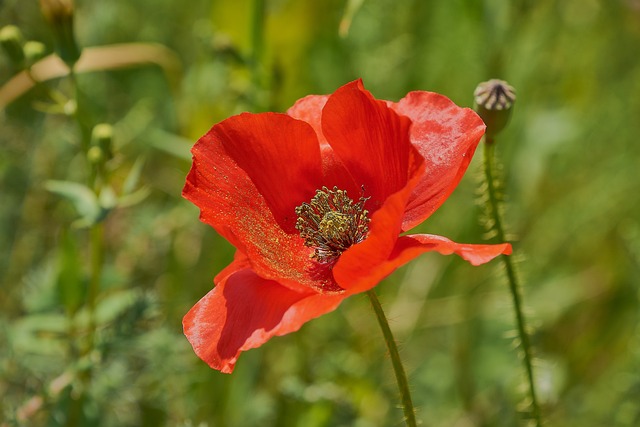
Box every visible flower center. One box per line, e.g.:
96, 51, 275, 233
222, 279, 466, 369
295, 186, 370, 265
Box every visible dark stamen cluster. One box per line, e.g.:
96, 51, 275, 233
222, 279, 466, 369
295, 186, 370, 264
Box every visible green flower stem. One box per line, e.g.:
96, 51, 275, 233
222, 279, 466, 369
483, 138, 541, 426
66, 67, 103, 427
68, 70, 92, 150
366, 289, 418, 427
88, 222, 104, 333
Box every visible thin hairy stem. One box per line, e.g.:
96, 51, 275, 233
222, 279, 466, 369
483, 138, 541, 426
366, 289, 418, 427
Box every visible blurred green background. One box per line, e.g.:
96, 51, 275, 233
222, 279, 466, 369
1, 0, 639, 426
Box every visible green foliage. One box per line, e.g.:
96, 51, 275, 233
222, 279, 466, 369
45, 180, 108, 227
1, 0, 640, 426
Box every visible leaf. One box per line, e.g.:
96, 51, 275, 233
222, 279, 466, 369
71, 290, 139, 331
122, 155, 147, 195
339, 0, 366, 38
21, 258, 60, 313
118, 186, 151, 209
11, 314, 69, 356
147, 128, 192, 160
45, 180, 116, 226
45, 180, 101, 225
95, 290, 138, 326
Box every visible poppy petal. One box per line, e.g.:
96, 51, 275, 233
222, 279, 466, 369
322, 80, 417, 211
214, 250, 251, 283
338, 233, 511, 295
183, 116, 322, 293
287, 94, 330, 146
391, 234, 512, 266
388, 92, 486, 231
286, 94, 359, 194
334, 156, 424, 294
183, 267, 346, 373
205, 112, 324, 233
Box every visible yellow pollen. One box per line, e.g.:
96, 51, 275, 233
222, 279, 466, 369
295, 186, 370, 264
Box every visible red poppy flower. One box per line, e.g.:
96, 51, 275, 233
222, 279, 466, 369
183, 80, 512, 373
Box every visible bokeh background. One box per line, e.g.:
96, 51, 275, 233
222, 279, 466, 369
2, 0, 640, 426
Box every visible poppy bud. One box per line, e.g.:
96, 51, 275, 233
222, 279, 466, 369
39, 0, 81, 68
0, 25, 25, 66
24, 41, 47, 66
474, 79, 516, 140
90, 124, 114, 160
87, 146, 104, 164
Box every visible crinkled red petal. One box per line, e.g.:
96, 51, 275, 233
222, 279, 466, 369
322, 80, 418, 212
183, 113, 325, 292
391, 234, 512, 266
338, 233, 511, 296
183, 265, 346, 373
206, 112, 324, 233
287, 94, 358, 192
388, 92, 486, 231
287, 94, 330, 146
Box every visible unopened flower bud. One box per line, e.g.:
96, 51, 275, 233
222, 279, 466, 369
474, 79, 516, 140
63, 99, 77, 116
91, 124, 114, 160
39, 0, 81, 67
87, 146, 104, 164
39, 0, 74, 26
0, 25, 25, 66
24, 41, 47, 66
